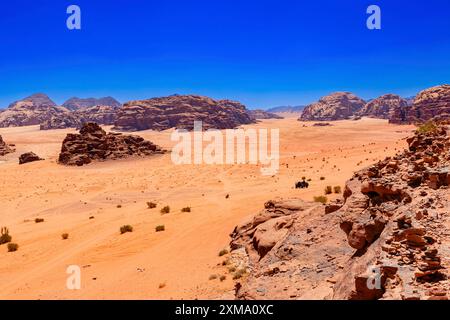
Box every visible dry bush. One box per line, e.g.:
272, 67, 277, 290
313, 196, 328, 204
147, 202, 157, 209
120, 225, 133, 234
0, 227, 12, 245
7, 243, 18, 252
155, 225, 165, 232
160, 206, 170, 214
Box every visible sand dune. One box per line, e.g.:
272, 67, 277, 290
0, 118, 415, 299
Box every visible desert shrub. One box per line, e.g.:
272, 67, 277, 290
35, 218, 44, 223
155, 225, 165, 232
320, 176, 325, 181
313, 196, 328, 204
417, 121, 438, 134
160, 206, 170, 214
61, 233, 69, 240
228, 266, 236, 273
181, 207, 191, 213
147, 202, 157, 209
116, 204, 122, 209
218, 249, 229, 257
209, 274, 218, 280
120, 225, 133, 234
233, 269, 247, 280
0, 227, 12, 245
324, 186, 332, 195
219, 275, 226, 282
334, 186, 342, 194
158, 283, 166, 289
7, 243, 18, 252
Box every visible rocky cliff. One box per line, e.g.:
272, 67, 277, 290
40, 105, 119, 130
112, 95, 255, 131
390, 85, 450, 124
230, 125, 450, 300
299, 92, 366, 121
358, 94, 408, 119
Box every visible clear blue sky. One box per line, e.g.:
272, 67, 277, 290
0, 0, 449, 109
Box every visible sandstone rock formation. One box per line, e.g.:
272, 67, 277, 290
230, 125, 450, 300
40, 105, 119, 130
358, 94, 408, 119
299, 92, 366, 121
58, 123, 165, 166
390, 85, 450, 124
112, 95, 255, 132
248, 109, 283, 120
0, 135, 15, 156
62, 97, 121, 111
19, 152, 44, 165
0, 94, 69, 128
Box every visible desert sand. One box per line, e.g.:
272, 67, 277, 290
0, 118, 415, 300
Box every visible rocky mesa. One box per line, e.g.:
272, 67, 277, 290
230, 124, 450, 300
62, 96, 121, 111
58, 122, 165, 166
248, 109, 284, 120
299, 92, 366, 121
112, 95, 255, 132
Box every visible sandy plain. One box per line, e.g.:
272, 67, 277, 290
0, 117, 415, 299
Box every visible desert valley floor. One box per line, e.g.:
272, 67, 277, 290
0, 117, 415, 299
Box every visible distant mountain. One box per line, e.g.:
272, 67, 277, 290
248, 109, 284, 120
62, 97, 121, 111
0, 93, 69, 128
404, 96, 415, 106
266, 105, 305, 113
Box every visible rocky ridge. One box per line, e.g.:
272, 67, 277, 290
58, 123, 165, 166
230, 124, 450, 300
112, 95, 255, 131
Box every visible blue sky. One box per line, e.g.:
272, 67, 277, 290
0, 0, 449, 109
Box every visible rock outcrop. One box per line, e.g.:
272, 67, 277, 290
19, 152, 44, 165
299, 92, 366, 121
58, 123, 165, 166
390, 85, 450, 124
62, 97, 121, 111
266, 105, 305, 113
230, 125, 450, 300
0, 94, 69, 128
358, 94, 408, 119
40, 105, 119, 130
248, 109, 283, 120
112, 95, 255, 132
0, 135, 15, 156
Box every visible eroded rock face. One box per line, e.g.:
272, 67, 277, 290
390, 85, 450, 124
0, 135, 15, 156
0, 94, 69, 128
230, 125, 450, 300
247, 109, 283, 120
112, 95, 255, 131
40, 105, 119, 130
358, 94, 408, 119
62, 97, 121, 111
58, 123, 165, 166
19, 152, 44, 165
299, 92, 366, 121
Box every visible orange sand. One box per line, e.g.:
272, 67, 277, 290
0, 118, 415, 299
